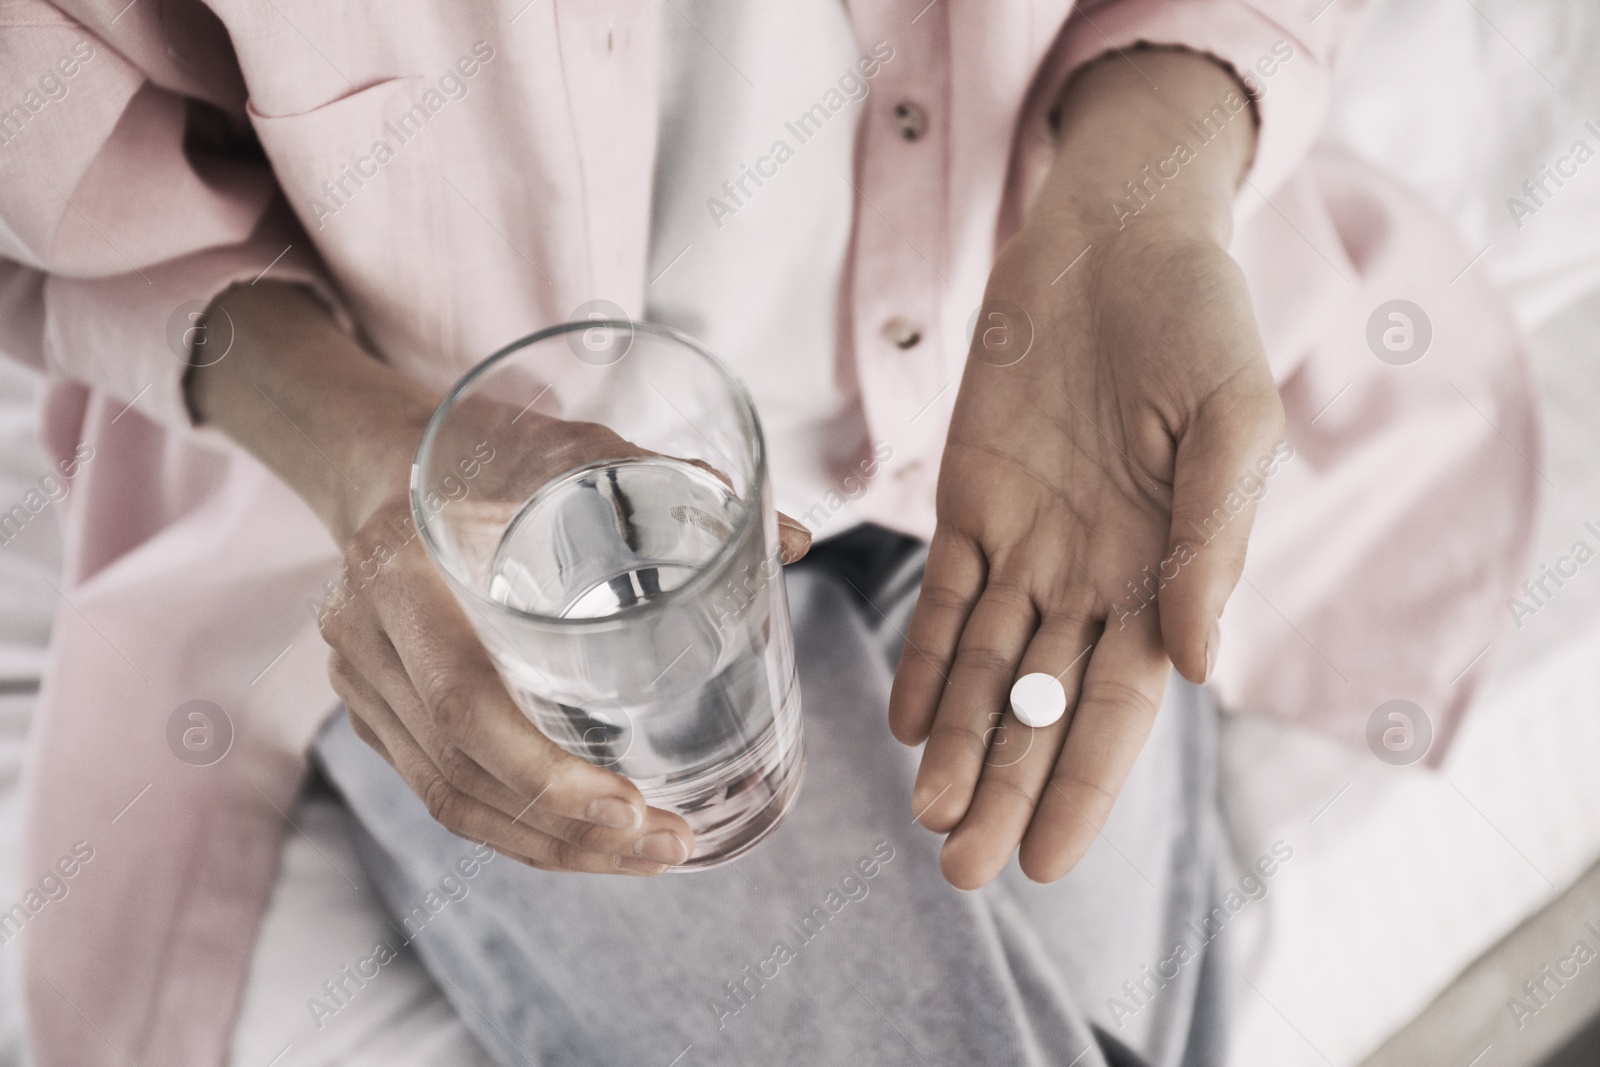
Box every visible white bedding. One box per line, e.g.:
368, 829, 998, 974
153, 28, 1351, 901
1, 1, 1598, 1065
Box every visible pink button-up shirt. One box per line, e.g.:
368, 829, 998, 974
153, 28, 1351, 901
0, 1, 1537, 1063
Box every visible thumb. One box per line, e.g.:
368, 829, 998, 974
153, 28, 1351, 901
1157, 389, 1285, 684
777, 512, 813, 564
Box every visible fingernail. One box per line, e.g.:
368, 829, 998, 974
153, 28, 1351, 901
618, 855, 668, 874
634, 830, 688, 864
587, 797, 641, 831
1204, 621, 1220, 681
777, 517, 812, 550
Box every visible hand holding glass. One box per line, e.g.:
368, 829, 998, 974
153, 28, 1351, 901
412, 320, 805, 868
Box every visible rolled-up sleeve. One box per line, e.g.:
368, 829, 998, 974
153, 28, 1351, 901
1045, 0, 1373, 199
0, 2, 340, 434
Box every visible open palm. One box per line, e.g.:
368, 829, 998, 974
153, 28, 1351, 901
889, 225, 1284, 889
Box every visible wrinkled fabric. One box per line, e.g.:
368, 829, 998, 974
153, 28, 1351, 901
312, 534, 1232, 1067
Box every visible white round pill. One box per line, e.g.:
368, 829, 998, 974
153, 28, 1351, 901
1009, 672, 1066, 728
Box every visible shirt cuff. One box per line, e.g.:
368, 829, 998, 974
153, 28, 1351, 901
42, 200, 346, 445
1044, 0, 1334, 204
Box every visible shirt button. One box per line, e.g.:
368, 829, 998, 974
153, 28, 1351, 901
893, 460, 925, 480
881, 317, 922, 349
893, 102, 928, 141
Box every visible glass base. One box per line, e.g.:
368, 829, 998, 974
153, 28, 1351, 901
663, 730, 806, 871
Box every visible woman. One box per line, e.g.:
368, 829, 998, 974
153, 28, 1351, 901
0, 1, 1535, 1063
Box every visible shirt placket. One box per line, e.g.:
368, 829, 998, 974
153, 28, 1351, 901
848, 1, 953, 506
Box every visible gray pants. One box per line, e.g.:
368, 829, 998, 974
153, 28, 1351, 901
313, 528, 1229, 1067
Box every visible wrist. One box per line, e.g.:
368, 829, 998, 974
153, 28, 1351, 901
1037, 47, 1257, 247
188, 282, 439, 545
328, 391, 435, 543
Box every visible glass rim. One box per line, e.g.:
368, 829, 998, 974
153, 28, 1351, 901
410, 318, 769, 629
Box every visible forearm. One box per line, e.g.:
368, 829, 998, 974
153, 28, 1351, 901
1039, 47, 1257, 245
186, 282, 437, 543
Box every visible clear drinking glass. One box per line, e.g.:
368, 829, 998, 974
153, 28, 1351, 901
411, 319, 805, 868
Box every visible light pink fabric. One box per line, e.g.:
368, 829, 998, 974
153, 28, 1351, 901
0, 1, 1536, 1063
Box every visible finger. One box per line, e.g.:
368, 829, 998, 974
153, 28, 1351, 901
340, 698, 559, 873
344, 699, 390, 760
328, 653, 669, 875
777, 512, 812, 564
889, 526, 985, 747
1019, 611, 1169, 883
1159, 388, 1285, 683
331, 651, 692, 863
678, 450, 809, 564
910, 573, 1036, 833
938, 609, 1099, 890
365, 540, 665, 832
322, 587, 579, 828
